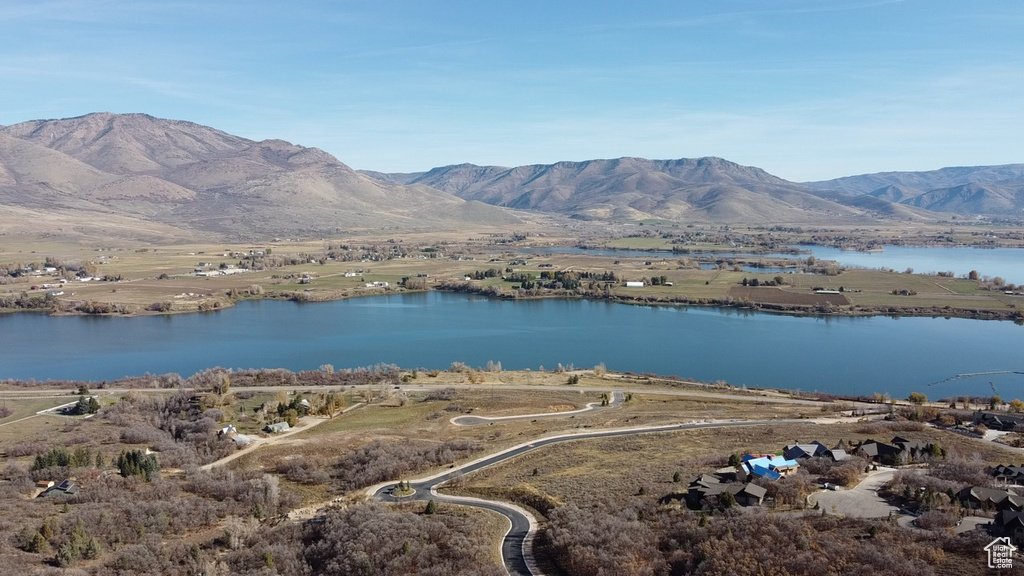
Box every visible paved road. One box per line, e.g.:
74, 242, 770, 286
370, 419, 802, 576
452, 391, 624, 426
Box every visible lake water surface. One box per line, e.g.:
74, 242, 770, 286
524, 245, 1024, 284
2, 292, 1021, 399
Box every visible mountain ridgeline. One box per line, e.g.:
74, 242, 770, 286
806, 164, 1024, 215
368, 158, 1024, 223
380, 157, 858, 222
0, 112, 1021, 241
0, 113, 519, 241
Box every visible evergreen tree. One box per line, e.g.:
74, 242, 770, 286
116, 449, 160, 481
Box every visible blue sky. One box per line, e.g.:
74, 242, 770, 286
1, 0, 1021, 180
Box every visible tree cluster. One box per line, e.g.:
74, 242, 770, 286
333, 439, 482, 490
116, 449, 161, 481
545, 501, 966, 576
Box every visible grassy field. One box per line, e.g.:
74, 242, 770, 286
0, 396, 77, 424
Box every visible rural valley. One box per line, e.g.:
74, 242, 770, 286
1, 112, 1023, 575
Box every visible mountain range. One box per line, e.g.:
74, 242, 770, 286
370, 160, 1024, 222
1, 112, 1021, 241
0, 113, 519, 241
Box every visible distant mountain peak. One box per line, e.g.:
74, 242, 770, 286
806, 164, 1024, 215
379, 156, 862, 224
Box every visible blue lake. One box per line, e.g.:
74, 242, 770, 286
523, 245, 1024, 284
805, 246, 1024, 283
2, 292, 1021, 400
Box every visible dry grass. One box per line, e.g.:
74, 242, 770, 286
453, 422, 1021, 513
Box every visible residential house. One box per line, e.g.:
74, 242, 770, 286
39, 479, 81, 498
264, 422, 290, 434
854, 439, 903, 464
957, 486, 1024, 511
230, 434, 252, 447
998, 511, 1024, 544
975, 411, 1024, 432
734, 483, 768, 506
993, 465, 1024, 486
783, 442, 828, 460
824, 448, 851, 462
686, 473, 766, 508
891, 436, 935, 460
741, 454, 799, 479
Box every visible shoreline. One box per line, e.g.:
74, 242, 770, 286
3, 284, 1022, 323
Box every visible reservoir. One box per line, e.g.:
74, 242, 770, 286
1, 292, 1021, 399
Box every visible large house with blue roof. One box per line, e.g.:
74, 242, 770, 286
740, 454, 800, 480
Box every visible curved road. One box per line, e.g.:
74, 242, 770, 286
451, 391, 624, 426
370, 419, 802, 575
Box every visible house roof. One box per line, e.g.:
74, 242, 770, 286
857, 440, 901, 458
783, 443, 826, 459
960, 486, 1013, 506
745, 464, 782, 481
999, 511, 1024, 529
740, 483, 768, 499
743, 455, 799, 472
231, 434, 252, 446
994, 465, 1024, 478
40, 479, 81, 497
825, 449, 850, 461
